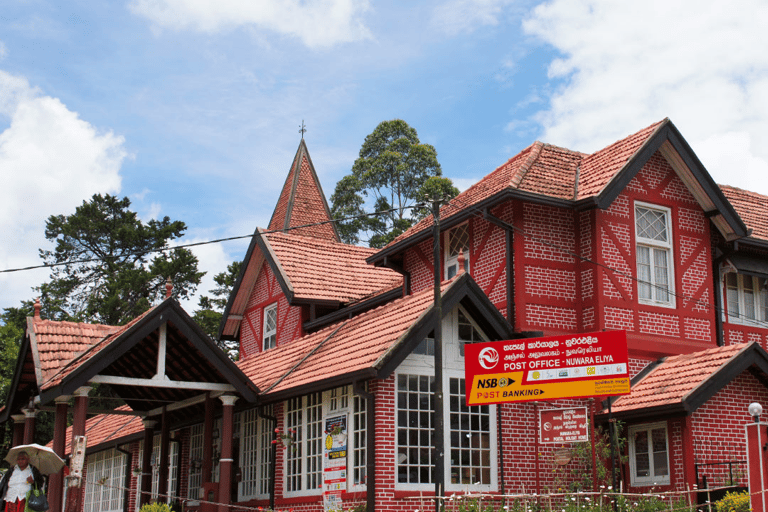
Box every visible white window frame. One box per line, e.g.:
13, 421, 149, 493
723, 272, 768, 327
634, 202, 675, 307
284, 392, 324, 497
628, 422, 670, 486
444, 223, 470, 279
187, 424, 204, 500
281, 385, 367, 497
395, 306, 497, 492
263, 303, 277, 350
84, 448, 126, 512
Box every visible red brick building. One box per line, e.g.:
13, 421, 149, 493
6, 119, 768, 512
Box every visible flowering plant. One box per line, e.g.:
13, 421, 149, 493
272, 428, 297, 451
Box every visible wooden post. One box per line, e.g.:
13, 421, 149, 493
217, 396, 238, 512
65, 387, 91, 512
141, 419, 157, 506
23, 406, 36, 444
49, 397, 70, 512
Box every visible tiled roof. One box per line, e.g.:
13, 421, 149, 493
39, 307, 155, 391
720, 185, 768, 242
31, 318, 119, 385
268, 139, 339, 242
237, 278, 457, 397
576, 120, 665, 199
55, 406, 143, 455
264, 231, 403, 303
609, 343, 749, 413
384, 120, 665, 250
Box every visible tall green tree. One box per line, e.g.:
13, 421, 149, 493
38, 193, 204, 326
193, 260, 241, 359
331, 119, 457, 248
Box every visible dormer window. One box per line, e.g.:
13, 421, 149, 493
725, 273, 768, 325
263, 303, 277, 350
445, 224, 469, 279
635, 203, 674, 307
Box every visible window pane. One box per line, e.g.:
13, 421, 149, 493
652, 428, 668, 477
634, 430, 650, 477
637, 247, 651, 300
653, 249, 669, 302
744, 276, 756, 320
726, 273, 740, 318
396, 373, 435, 484
448, 377, 491, 485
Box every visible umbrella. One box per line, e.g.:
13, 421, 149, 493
5, 444, 66, 475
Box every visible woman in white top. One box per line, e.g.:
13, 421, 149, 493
0, 452, 44, 512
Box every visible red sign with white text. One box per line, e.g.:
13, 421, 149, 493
464, 330, 630, 406
540, 407, 589, 444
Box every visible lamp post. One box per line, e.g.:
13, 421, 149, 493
746, 402, 766, 512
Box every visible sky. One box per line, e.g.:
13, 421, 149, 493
2, 0, 768, 316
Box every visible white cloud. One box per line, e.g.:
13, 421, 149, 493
431, 0, 511, 36
128, 0, 372, 49
0, 70, 128, 310
523, 0, 768, 195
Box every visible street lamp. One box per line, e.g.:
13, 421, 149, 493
749, 402, 763, 423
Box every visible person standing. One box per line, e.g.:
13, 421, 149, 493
0, 452, 45, 512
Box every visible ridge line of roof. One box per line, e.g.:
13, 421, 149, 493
680, 341, 755, 405
510, 141, 543, 189
261, 320, 348, 394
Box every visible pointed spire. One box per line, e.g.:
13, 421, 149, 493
166, 277, 173, 299
267, 138, 340, 242
458, 252, 466, 274
34, 297, 41, 318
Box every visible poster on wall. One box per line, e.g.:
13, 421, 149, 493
465, 330, 630, 406
323, 415, 348, 512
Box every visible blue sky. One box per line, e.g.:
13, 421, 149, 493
2, 0, 768, 314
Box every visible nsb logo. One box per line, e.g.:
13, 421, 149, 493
478, 347, 499, 370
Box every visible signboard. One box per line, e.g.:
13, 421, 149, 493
540, 407, 589, 444
465, 330, 630, 406
323, 415, 347, 512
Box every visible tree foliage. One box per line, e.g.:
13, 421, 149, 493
193, 260, 242, 359
38, 193, 204, 326
331, 119, 457, 248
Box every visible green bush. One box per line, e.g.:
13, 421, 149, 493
715, 491, 750, 512
138, 503, 174, 512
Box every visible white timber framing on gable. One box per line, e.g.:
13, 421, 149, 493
89, 320, 237, 393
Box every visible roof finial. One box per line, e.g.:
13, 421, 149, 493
458, 251, 466, 274
165, 277, 173, 299
299, 120, 307, 139
34, 297, 41, 318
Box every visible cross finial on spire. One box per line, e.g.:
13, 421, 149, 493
299, 120, 307, 139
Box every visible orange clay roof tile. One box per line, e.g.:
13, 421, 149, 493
237, 279, 453, 396
32, 318, 119, 385
268, 141, 338, 242
386, 121, 665, 249
264, 231, 403, 303
720, 185, 768, 242
609, 343, 748, 413
39, 307, 155, 391
56, 406, 143, 455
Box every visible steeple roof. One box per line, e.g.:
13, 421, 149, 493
268, 139, 339, 242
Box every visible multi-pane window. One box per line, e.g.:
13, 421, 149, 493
449, 378, 491, 485
187, 424, 204, 500
635, 204, 673, 306
445, 224, 470, 279
396, 306, 496, 491
352, 390, 367, 488
84, 448, 126, 512
285, 393, 323, 495
263, 303, 277, 350
150, 435, 179, 503
725, 273, 768, 325
628, 422, 670, 486
239, 409, 260, 499
397, 374, 435, 485
258, 406, 273, 497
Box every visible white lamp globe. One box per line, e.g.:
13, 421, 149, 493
749, 402, 763, 418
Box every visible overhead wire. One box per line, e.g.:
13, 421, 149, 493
0, 188, 759, 324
